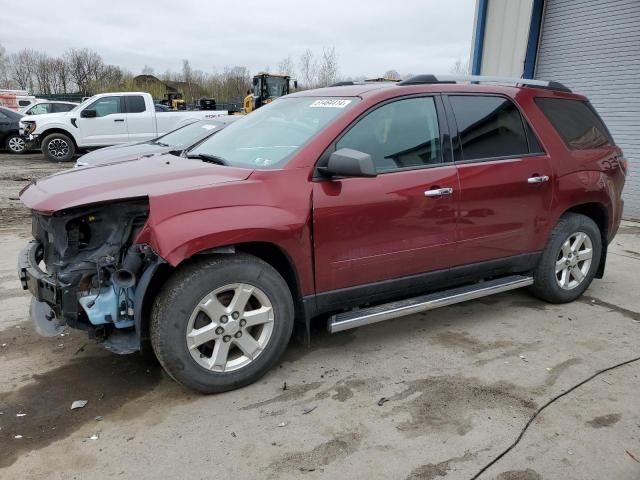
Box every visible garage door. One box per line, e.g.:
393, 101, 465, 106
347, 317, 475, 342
535, 0, 640, 220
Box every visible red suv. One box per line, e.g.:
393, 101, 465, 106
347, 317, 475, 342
18, 75, 626, 393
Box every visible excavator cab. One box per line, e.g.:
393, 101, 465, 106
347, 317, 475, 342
244, 73, 297, 113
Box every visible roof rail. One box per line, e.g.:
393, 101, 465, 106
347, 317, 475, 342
397, 74, 572, 93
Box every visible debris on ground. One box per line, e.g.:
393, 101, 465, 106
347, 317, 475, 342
95, 416, 104, 421
519, 355, 528, 362
282, 382, 287, 391
71, 400, 88, 410
89, 434, 99, 440
377, 397, 390, 406
75, 343, 87, 355
302, 405, 317, 415
14, 435, 23, 439
626, 450, 640, 464
231, 431, 237, 438
16, 412, 26, 417
278, 422, 287, 427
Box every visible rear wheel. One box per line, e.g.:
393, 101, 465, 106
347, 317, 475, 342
42, 133, 75, 162
5, 134, 26, 154
150, 254, 294, 393
529, 213, 602, 303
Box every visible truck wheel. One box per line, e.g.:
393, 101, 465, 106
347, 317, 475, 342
42, 133, 75, 162
151, 254, 294, 393
529, 213, 602, 303
5, 134, 26, 154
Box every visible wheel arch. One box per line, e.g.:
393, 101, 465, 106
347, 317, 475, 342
562, 202, 608, 278
136, 241, 309, 355
40, 128, 79, 149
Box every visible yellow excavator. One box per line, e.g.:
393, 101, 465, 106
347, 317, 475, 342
243, 73, 297, 113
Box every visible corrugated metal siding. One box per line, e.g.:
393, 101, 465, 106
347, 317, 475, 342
535, 0, 640, 220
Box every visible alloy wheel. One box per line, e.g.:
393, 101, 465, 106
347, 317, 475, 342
555, 231, 593, 290
48, 138, 69, 159
186, 283, 275, 372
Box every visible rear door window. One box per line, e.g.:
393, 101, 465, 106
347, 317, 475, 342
449, 95, 535, 161
534, 97, 613, 149
29, 103, 51, 115
52, 103, 75, 113
124, 96, 147, 113
336, 97, 441, 172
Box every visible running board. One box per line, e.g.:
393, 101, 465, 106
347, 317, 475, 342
328, 275, 533, 333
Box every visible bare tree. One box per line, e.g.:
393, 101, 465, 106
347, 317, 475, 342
450, 58, 469, 75
33, 52, 54, 94
141, 65, 154, 76
0, 43, 11, 87
298, 49, 318, 88
383, 70, 401, 80
9, 49, 37, 91
65, 48, 103, 96
50, 58, 70, 93
317, 47, 339, 87
277, 56, 295, 77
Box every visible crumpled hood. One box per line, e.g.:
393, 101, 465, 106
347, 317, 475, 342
20, 153, 253, 214
76, 142, 169, 166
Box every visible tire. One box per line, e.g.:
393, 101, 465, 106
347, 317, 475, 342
42, 133, 75, 162
5, 134, 26, 154
529, 213, 602, 303
150, 254, 294, 393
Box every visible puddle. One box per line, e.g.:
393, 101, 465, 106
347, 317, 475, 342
0, 353, 165, 468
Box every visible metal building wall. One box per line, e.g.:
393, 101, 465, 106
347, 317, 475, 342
480, 0, 533, 77
535, 0, 640, 220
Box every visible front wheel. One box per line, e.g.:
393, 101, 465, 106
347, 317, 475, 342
151, 254, 294, 393
42, 133, 75, 162
529, 213, 602, 303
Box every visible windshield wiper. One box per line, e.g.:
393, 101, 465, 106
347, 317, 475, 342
153, 141, 170, 147
186, 153, 228, 166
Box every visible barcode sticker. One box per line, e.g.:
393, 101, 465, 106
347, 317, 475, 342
309, 99, 352, 108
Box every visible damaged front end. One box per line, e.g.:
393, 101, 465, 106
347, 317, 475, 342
18, 198, 161, 354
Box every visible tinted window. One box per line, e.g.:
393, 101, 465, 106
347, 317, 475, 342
535, 97, 612, 149
451, 95, 529, 161
88, 97, 122, 117
53, 103, 75, 113
125, 96, 146, 113
337, 97, 441, 172
18, 100, 31, 107
0, 111, 7, 119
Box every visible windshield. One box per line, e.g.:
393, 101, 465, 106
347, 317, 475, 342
154, 121, 221, 147
188, 97, 358, 169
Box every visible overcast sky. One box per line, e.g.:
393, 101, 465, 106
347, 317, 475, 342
1, 0, 475, 78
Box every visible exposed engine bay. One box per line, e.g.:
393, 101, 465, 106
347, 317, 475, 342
18, 198, 159, 353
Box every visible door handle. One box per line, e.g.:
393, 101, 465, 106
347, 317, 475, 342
424, 187, 453, 197
527, 175, 549, 184
114, 118, 125, 122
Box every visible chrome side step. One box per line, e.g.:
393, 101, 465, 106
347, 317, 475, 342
328, 275, 533, 333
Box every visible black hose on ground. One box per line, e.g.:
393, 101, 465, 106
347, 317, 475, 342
470, 355, 640, 479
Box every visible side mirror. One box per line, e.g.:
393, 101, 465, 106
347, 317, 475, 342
81, 109, 97, 118
320, 148, 377, 178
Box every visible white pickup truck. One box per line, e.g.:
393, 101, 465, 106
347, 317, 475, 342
20, 92, 227, 162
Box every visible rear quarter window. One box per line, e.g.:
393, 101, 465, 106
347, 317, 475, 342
534, 97, 613, 150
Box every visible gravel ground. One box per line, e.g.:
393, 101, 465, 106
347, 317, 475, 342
0, 151, 639, 479
0, 153, 69, 228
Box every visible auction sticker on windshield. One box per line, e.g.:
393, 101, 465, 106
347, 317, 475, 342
309, 99, 352, 108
